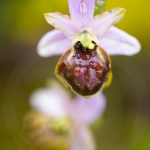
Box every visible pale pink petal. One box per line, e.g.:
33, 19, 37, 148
70, 92, 106, 124
71, 124, 95, 150
37, 30, 71, 57
99, 26, 141, 56
68, 0, 95, 23
87, 7, 126, 39
44, 12, 83, 38
30, 87, 70, 119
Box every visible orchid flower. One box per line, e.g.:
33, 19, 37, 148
37, 0, 141, 97
24, 82, 106, 150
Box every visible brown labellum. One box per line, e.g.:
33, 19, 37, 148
55, 42, 111, 96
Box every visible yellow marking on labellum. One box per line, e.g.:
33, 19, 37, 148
55, 65, 70, 90
66, 50, 74, 63
103, 70, 112, 88
97, 47, 105, 61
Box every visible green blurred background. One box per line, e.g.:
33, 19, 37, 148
0, 0, 150, 149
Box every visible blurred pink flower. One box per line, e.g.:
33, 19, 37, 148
37, 0, 141, 57
28, 83, 106, 150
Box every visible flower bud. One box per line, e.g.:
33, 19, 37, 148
23, 111, 72, 150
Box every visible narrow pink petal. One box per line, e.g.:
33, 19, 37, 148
37, 30, 72, 57
30, 87, 70, 118
71, 124, 95, 150
68, 0, 95, 23
44, 12, 83, 38
99, 26, 141, 56
70, 92, 106, 124
87, 7, 126, 39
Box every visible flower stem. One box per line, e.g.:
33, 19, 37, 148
94, 0, 107, 15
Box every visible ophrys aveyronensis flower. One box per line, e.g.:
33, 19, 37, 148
37, 0, 141, 96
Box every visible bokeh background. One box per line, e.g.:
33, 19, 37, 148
1, 0, 150, 149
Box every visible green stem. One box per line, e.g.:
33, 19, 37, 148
94, 0, 107, 15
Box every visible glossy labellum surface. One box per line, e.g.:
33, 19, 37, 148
55, 31, 111, 96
